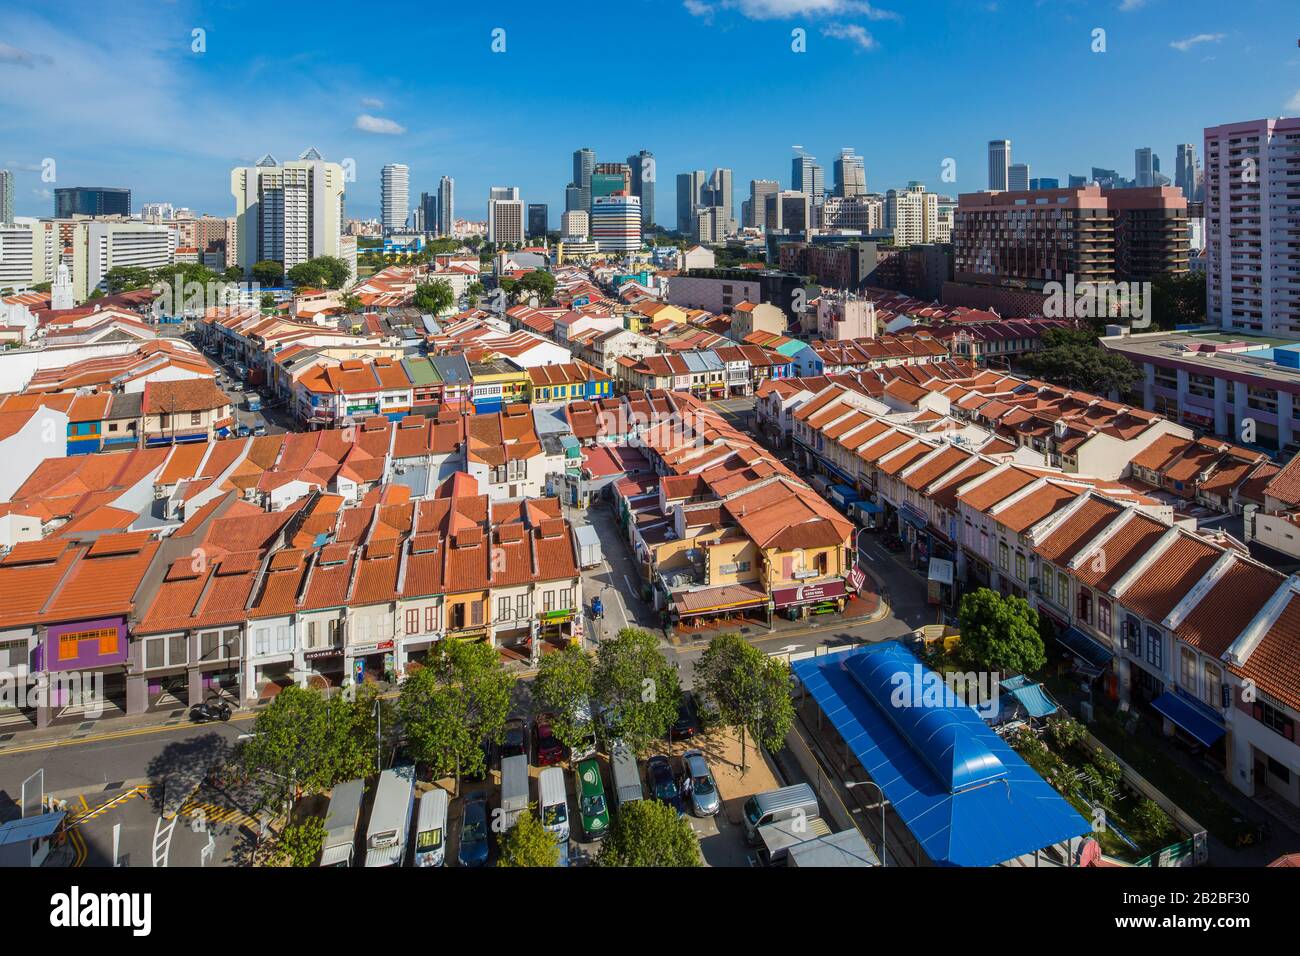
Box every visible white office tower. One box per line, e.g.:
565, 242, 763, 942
231, 148, 346, 273
561, 209, 589, 241
748, 179, 779, 230
381, 164, 410, 234
437, 176, 454, 236
51, 263, 74, 310
591, 194, 642, 252
885, 183, 938, 247
488, 188, 525, 244
1008, 163, 1031, 191
1204, 117, 1300, 335
833, 148, 867, 197
988, 140, 1011, 191
73, 221, 174, 301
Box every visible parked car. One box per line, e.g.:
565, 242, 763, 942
532, 713, 565, 766
645, 755, 684, 816
235, 424, 251, 438
669, 692, 699, 740
692, 689, 721, 728
457, 796, 490, 867
575, 758, 610, 839
569, 701, 597, 763
252, 424, 267, 437
682, 749, 720, 817
501, 717, 529, 762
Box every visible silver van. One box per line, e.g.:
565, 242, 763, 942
609, 742, 643, 811
414, 789, 449, 867
742, 783, 820, 845
319, 778, 365, 867
754, 815, 832, 866
500, 754, 530, 831
365, 763, 416, 867
537, 766, 570, 844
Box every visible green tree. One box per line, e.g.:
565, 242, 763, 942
956, 587, 1046, 676
596, 799, 701, 867
260, 292, 276, 310
398, 640, 512, 791
515, 269, 556, 304
466, 281, 485, 304
695, 633, 795, 775
251, 260, 284, 288
341, 292, 363, 313
222, 266, 245, 283
497, 276, 518, 296
314, 255, 352, 290
533, 643, 594, 750
412, 278, 455, 315
103, 265, 154, 294
1149, 272, 1206, 331
592, 627, 679, 753
1021, 327, 1140, 395
496, 810, 560, 867
269, 816, 326, 867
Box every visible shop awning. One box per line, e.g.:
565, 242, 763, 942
1057, 626, 1113, 671
856, 501, 884, 514
319, 842, 353, 867
1000, 675, 1060, 719
1151, 691, 1225, 747
847, 567, 867, 592
673, 583, 768, 618
900, 504, 929, 530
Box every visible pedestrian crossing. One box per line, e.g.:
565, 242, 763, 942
178, 799, 261, 831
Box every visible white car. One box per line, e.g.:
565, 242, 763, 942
682, 749, 720, 817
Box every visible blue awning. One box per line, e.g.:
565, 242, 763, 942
1003, 679, 1060, 719
856, 501, 884, 514
900, 504, 929, 530
792, 644, 1091, 867
1057, 626, 1113, 671
1151, 691, 1225, 747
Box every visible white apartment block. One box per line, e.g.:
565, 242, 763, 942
561, 209, 589, 241
886, 183, 939, 247
381, 164, 410, 234
0, 221, 56, 290
1204, 116, 1300, 336
231, 148, 346, 274
72, 221, 175, 301
489, 198, 525, 245
592, 195, 642, 252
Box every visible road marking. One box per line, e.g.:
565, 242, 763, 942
0, 710, 257, 758
68, 785, 151, 826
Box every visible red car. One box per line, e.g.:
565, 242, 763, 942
533, 713, 566, 766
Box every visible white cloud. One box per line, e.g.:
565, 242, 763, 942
360, 96, 384, 109
687, 0, 898, 21
0, 42, 53, 68
1286, 90, 1300, 113
1119, 0, 1147, 10
821, 22, 878, 50
1170, 33, 1224, 52
354, 114, 406, 135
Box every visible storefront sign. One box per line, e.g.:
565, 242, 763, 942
304, 648, 342, 661
772, 580, 845, 608
540, 609, 573, 622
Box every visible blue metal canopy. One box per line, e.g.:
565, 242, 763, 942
1150, 691, 1225, 747
1000, 675, 1061, 719
792, 643, 1090, 867
1057, 626, 1113, 671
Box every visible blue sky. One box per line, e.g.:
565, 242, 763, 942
2, 0, 1298, 224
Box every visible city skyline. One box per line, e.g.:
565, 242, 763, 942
2, 0, 1296, 223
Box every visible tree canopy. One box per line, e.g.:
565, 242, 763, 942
596, 799, 701, 867
515, 269, 556, 304
251, 260, 285, 288
412, 278, 455, 315
695, 633, 795, 775
592, 627, 680, 753
1021, 327, 1140, 396
496, 810, 560, 867
285, 255, 351, 290
533, 643, 595, 751
957, 587, 1047, 676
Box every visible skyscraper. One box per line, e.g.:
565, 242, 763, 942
437, 176, 454, 236
792, 153, 824, 199
591, 164, 631, 201
230, 148, 346, 272
833, 148, 867, 197
676, 170, 707, 235
1135, 148, 1155, 188
572, 147, 595, 215
488, 187, 524, 244
885, 183, 938, 246
748, 179, 779, 230
704, 168, 734, 231
0, 169, 13, 224
1008, 163, 1031, 191
420, 192, 438, 236
527, 203, 549, 239
1205, 117, 1300, 334
988, 140, 1011, 191
55, 186, 132, 218
1175, 144, 1200, 201
592, 194, 642, 252
380, 164, 410, 233
627, 150, 655, 230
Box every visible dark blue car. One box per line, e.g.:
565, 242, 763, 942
646, 755, 684, 816
458, 796, 491, 867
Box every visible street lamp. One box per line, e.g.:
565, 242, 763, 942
844, 778, 888, 866
853, 526, 873, 571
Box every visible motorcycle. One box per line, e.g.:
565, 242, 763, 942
189, 698, 232, 723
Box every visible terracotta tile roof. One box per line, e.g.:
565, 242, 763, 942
991, 484, 1082, 534
1072, 513, 1168, 592
1176, 559, 1284, 657
1035, 496, 1126, 565
1119, 533, 1221, 624
1229, 590, 1300, 712
142, 378, 230, 414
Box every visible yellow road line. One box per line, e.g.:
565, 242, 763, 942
0, 710, 259, 757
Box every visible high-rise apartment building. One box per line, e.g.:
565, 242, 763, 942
380, 164, 410, 233
230, 149, 346, 273
1204, 117, 1300, 335
627, 150, 655, 229
55, 186, 132, 219
885, 183, 939, 247
71, 220, 176, 301
488, 188, 524, 245
747, 179, 779, 230
1008, 163, 1031, 192
591, 194, 641, 252
833, 148, 867, 197
988, 140, 1011, 191
0, 169, 12, 224
437, 176, 454, 237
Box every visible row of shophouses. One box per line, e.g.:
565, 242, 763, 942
763, 368, 1300, 810
0, 477, 583, 729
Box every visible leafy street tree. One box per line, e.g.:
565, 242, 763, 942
412, 278, 455, 315
251, 260, 284, 288
466, 281, 485, 303
240, 685, 386, 808
515, 269, 556, 303
1021, 327, 1140, 396
1150, 272, 1206, 331
398, 639, 512, 791
695, 632, 795, 775
596, 799, 701, 867
341, 292, 363, 313
496, 810, 560, 867
314, 255, 352, 289
103, 265, 154, 294
592, 627, 680, 753
260, 292, 276, 310
957, 587, 1047, 676
533, 643, 595, 750
222, 266, 245, 283
269, 817, 326, 867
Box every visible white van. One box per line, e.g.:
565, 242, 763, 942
610, 742, 643, 811
537, 766, 570, 844
319, 778, 365, 867
500, 754, 530, 831
742, 783, 821, 845
365, 763, 416, 867
414, 789, 449, 867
